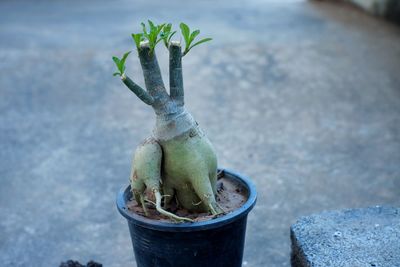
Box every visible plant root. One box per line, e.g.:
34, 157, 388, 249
155, 191, 193, 222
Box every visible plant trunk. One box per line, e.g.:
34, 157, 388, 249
126, 41, 221, 219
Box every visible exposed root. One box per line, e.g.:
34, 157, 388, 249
209, 204, 216, 215
155, 191, 193, 222
144, 199, 156, 206
209, 202, 225, 216
216, 202, 226, 215
192, 200, 203, 206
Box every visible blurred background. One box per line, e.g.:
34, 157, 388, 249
0, 0, 399, 266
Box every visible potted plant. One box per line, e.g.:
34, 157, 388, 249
113, 21, 257, 267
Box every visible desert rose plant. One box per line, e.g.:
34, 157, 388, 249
113, 21, 218, 222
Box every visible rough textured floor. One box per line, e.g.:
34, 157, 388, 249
0, 0, 399, 266
291, 206, 400, 267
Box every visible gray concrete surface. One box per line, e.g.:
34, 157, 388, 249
0, 0, 400, 266
290, 206, 400, 267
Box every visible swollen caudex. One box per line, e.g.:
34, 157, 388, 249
113, 21, 219, 222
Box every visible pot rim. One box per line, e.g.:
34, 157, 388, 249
116, 168, 257, 232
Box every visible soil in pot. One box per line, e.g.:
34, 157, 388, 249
126, 173, 248, 222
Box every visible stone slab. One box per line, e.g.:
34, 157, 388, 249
291, 206, 400, 267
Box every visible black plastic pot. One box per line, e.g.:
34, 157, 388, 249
116, 169, 257, 267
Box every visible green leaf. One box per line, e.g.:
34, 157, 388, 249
140, 21, 167, 53
183, 38, 212, 56
161, 23, 176, 48
190, 30, 200, 43
189, 38, 212, 50
112, 56, 122, 73
112, 56, 120, 66
120, 51, 131, 72
167, 31, 176, 43
112, 51, 130, 75
155, 38, 164, 46
163, 23, 172, 33
161, 23, 171, 46
161, 33, 169, 48
148, 20, 155, 32
141, 22, 148, 38
113, 72, 121, 76
157, 23, 165, 33
179, 23, 190, 45
131, 33, 143, 49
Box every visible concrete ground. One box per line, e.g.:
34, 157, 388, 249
1, 0, 399, 266
291, 206, 400, 267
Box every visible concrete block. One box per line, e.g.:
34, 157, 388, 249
291, 206, 400, 267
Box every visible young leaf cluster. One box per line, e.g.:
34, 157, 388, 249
160, 23, 176, 48
131, 20, 212, 55
179, 23, 212, 56
113, 21, 212, 76
112, 51, 131, 76
131, 33, 143, 50
141, 20, 165, 53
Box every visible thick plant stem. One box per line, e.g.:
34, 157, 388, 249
121, 74, 154, 105
125, 37, 220, 219
138, 42, 173, 114
169, 42, 184, 106
138, 42, 165, 92
155, 191, 193, 222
